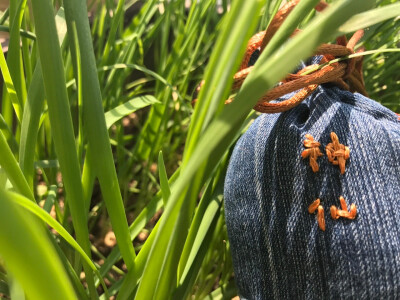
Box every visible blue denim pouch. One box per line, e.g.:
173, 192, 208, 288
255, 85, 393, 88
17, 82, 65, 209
224, 68, 400, 299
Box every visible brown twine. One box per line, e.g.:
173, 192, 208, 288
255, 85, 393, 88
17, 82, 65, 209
193, 0, 369, 114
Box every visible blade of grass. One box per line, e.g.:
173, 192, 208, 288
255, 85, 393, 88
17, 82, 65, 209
175, 179, 224, 299
0, 25, 36, 40
7, 0, 27, 111
101, 0, 125, 65
0, 128, 34, 200
70, 22, 84, 166
8, 274, 25, 300
0, 113, 18, 152
0, 43, 23, 121
0, 187, 76, 300
20, 7, 68, 190
18, 62, 45, 190
338, 2, 400, 35
0, 8, 9, 25
158, 150, 170, 206
201, 280, 237, 300
63, 0, 136, 269
30, 0, 97, 297
8, 190, 110, 298
104, 95, 159, 129
99, 63, 175, 92
97, 195, 163, 279
97, 169, 182, 285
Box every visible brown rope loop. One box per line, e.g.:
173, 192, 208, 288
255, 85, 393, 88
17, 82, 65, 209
192, 0, 368, 113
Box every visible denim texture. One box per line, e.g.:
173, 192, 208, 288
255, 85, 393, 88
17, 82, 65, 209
224, 72, 400, 299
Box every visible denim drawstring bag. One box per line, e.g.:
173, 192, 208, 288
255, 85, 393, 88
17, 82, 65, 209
224, 82, 400, 299
223, 2, 400, 300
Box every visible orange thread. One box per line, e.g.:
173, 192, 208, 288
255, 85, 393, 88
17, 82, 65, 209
326, 132, 350, 174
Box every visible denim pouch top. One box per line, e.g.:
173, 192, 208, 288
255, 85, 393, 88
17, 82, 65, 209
224, 58, 400, 299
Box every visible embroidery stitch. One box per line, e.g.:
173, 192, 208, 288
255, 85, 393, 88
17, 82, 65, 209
317, 205, 326, 231
308, 199, 325, 231
326, 132, 350, 174
301, 134, 323, 172
308, 198, 320, 214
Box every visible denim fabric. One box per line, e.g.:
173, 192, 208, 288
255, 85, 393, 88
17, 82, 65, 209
224, 79, 400, 299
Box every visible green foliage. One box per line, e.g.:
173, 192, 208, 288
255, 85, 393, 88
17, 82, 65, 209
0, 0, 398, 299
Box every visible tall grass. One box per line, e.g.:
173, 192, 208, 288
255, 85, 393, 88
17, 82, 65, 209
0, 0, 399, 299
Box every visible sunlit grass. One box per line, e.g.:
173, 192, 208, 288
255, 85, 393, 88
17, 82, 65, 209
0, 0, 399, 299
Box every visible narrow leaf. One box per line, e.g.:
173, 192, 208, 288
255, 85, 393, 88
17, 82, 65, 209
105, 95, 159, 129
158, 150, 170, 206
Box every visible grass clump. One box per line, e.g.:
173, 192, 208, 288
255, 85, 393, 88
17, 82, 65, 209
0, 0, 398, 299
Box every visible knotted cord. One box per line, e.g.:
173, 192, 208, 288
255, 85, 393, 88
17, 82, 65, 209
193, 0, 369, 114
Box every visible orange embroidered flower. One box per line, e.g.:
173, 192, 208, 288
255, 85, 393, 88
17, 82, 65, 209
301, 134, 323, 172
330, 196, 357, 220
326, 132, 350, 174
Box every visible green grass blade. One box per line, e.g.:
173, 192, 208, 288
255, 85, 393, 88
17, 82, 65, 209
0, 129, 34, 200
99, 63, 174, 91
201, 280, 237, 300
8, 274, 25, 300
20, 7, 68, 190
30, 0, 97, 297
18, 63, 45, 190
9, 190, 110, 298
338, 2, 400, 35
0, 43, 23, 121
0, 25, 36, 40
101, 0, 124, 65
175, 180, 224, 300
0, 113, 18, 153
117, 221, 161, 300
7, 0, 27, 110
70, 22, 84, 166
104, 95, 159, 129
63, 0, 136, 268
98, 169, 179, 285
158, 150, 170, 206
0, 8, 9, 25
0, 187, 76, 300
98, 196, 163, 278
55, 7, 68, 44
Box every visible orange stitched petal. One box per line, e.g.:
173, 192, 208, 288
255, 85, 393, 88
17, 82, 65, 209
330, 206, 339, 220
348, 204, 357, 220
317, 205, 325, 231
339, 196, 348, 211
308, 199, 320, 214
